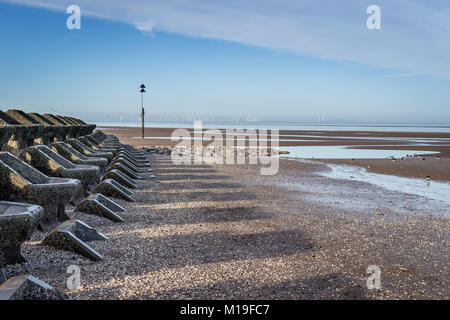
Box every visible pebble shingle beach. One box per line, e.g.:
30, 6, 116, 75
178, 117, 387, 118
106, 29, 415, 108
5, 154, 449, 299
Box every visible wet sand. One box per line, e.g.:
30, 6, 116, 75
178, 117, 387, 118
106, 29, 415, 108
98, 126, 450, 149
320, 157, 450, 181
100, 126, 450, 181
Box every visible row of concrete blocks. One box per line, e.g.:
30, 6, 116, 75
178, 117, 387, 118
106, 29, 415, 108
0, 109, 96, 154
0, 130, 155, 299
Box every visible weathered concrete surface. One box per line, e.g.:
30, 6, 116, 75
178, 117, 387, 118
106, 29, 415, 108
26, 113, 69, 143
0, 268, 6, 284
42, 220, 106, 261
85, 134, 117, 149
122, 144, 147, 155
52, 115, 74, 125
70, 117, 86, 125
61, 117, 80, 126
93, 130, 108, 140
27, 113, 55, 125
1, 126, 40, 155
0, 202, 44, 267
4, 110, 47, 146
79, 136, 118, 156
102, 169, 137, 189
120, 146, 147, 156
92, 131, 119, 147
80, 125, 97, 136
0, 111, 20, 125
118, 153, 149, 165
114, 155, 140, 169
0, 152, 82, 232
50, 141, 108, 171
0, 274, 64, 300
93, 179, 135, 202
85, 134, 106, 146
0, 126, 14, 150
87, 136, 121, 153
25, 113, 95, 140
0, 151, 107, 261
113, 152, 152, 167
112, 157, 154, 173
75, 193, 124, 222
107, 163, 146, 180
114, 147, 146, 162
88, 136, 157, 182
0, 110, 97, 154
42, 114, 65, 126
68, 138, 114, 161
0, 111, 108, 285
22, 145, 100, 203
41, 126, 64, 144
6, 109, 41, 125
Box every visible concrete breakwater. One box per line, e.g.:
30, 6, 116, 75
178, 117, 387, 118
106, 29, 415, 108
0, 109, 155, 299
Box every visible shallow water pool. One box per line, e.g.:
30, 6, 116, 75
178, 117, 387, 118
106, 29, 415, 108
280, 145, 437, 159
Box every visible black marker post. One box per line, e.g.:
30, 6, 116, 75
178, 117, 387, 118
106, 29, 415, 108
140, 84, 146, 139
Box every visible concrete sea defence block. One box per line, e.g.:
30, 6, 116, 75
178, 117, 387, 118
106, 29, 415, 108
0, 111, 109, 271
0, 126, 14, 150
50, 141, 108, 171
116, 152, 148, 165
0, 274, 65, 300
1, 125, 43, 155
0, 110, 21, 125
0, 152, 82, 231
3, 110, 47, 147
0, 152, 106, 260
112, 156, 148, 172
42, 114, 65, 126
80, 124, 97, 136
5, 109, 41, 125
93, 130, 108, 141
22, 146, 100, 203
79, 136, 118, 156
0, 110, 97, 156
67, 138, 114, 161
42, 219, 106, 261
93, 179, 135, 202
0, 202, 44, 267
75, 193, 124, 222
112, 157, 154, 173
27, 113, 55, 125
102, 169, 137, 189
122, 144, 147, 155
52, 115, 74, 125
114, 152, 151, 167
107, 162, 145, 180
85, 134, 119, 150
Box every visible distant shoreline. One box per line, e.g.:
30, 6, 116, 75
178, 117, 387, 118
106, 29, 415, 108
95, 122, 450, 132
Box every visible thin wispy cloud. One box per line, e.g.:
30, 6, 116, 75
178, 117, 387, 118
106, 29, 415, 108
389, 73, 427, 78
2, 0, 450, 78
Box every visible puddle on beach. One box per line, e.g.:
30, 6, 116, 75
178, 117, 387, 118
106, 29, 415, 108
284, 159, 450, 218
280, 145, 438, 159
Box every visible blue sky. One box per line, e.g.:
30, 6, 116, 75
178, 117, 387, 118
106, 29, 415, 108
0, 0, 449, 124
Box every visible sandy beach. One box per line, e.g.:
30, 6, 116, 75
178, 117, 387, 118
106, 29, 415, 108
4, 128, 449, 300
100, 126, 450, 181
